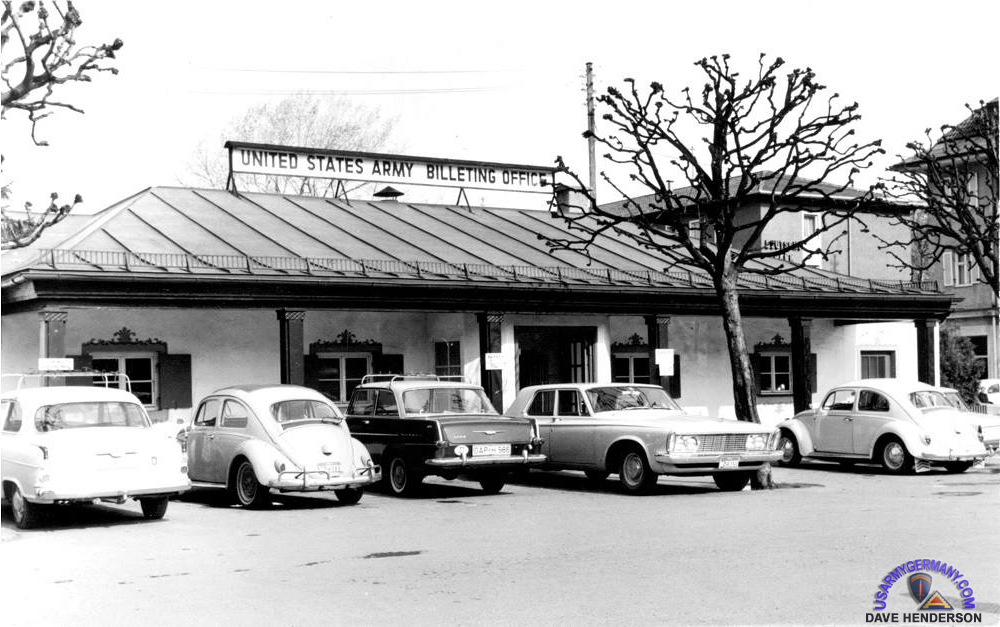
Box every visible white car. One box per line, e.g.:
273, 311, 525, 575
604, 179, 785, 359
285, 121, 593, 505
776, 379, 987, 473
1, 386, 191, 529
979, 379, 1000, 405
940, 387, 1000, 454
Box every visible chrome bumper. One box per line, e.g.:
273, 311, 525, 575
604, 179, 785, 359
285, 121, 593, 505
425, 452, 547, 468
33, 482, 191, 504
653, 449, 783, 471
270, 462, 381, 492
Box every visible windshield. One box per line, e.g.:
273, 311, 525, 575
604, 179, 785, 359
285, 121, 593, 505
402, 388, 498, 416
908, 391, 954, 411
34, 402, 149, 431
270, 400, 343, 426
586, 386, 681, 412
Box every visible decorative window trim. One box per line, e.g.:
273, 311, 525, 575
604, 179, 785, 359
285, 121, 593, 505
309, 329, 382, 354
611, 333, 648, 353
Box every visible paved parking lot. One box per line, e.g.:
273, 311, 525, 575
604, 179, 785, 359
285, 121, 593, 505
2, 461, 998, 626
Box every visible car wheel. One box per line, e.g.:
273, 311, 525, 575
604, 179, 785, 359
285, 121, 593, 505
618, 448, 657, 495
386, 455, 422, 497
335, 487, 363, 505
584, 470, 609, 485
879, 438, 913, 474
777, 432, 801, 466
139, 497, 169, 520
478, 472, 507, 495
10, 485, 42, 530
944, 461, 973, 473
713, 471, 752, 492
232, 460, 271, 508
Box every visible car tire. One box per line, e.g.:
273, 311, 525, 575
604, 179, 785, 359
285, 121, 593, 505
386, 455, 422, 497
713, 471, 752, 492
777, 432, 802, 467
478, 472, 507, 495
10, 485, 42, 530
878, 438, 913, 474
139, 497, 169, 520
618, 448, 657, 495
584, 470, 609, 485
335, 487, 363, 505
943, 461, 973, 473
232, 460, 271, 508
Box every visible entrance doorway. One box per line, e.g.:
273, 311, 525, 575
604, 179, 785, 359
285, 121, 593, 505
515, 326, 596, 388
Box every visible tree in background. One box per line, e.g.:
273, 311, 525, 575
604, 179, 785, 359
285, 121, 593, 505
939, 324, 981, 404
188, 95, 395, 196
548, 54, 885, 428
1, 0, 122, 249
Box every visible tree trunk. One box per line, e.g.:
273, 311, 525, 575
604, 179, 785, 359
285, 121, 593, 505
713, 267, 760, 424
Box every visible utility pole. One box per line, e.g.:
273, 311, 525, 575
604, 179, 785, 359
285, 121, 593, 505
586, 61, 597, 201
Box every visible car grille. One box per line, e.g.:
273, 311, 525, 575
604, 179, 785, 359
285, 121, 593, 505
696, 434, 749, 452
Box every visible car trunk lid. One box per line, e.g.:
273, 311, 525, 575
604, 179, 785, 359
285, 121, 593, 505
436, 416, 534, 445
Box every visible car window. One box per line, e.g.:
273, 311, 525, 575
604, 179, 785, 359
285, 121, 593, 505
401, 388, 498, 416
34, 402, 148, 431
586, 386, 680, 412
526, 390, 555, 416
988, 384, 1000, 394
374, 390, 399, 417
270, 400, 342, 425
2, 400, 22, 433
221, 400, 249, 429
822, 389, 856, 412
858, 390, 890, 412
556, 390, 587, 416
908, 391, 952, 410
195, 399, 220, 427
347, 389, 376, 416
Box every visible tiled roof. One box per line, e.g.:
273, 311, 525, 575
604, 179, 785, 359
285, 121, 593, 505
891, 99, 998, 170
1, 186, 938, 296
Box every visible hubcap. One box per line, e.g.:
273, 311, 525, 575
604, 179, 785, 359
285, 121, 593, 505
391, 460, 406, 490
779, 438, 794, 462
884, 442, 904, 469
622, 453, 643, 485
238, 465, 256, 501
12, 489, 25, 522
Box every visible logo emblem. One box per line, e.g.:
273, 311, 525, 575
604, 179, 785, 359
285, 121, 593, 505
908, 573, 932, 603
475, 430, 503, 436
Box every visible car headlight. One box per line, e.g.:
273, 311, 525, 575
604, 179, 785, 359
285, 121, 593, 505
673, 435, 699, 453
746, 434, 766, 451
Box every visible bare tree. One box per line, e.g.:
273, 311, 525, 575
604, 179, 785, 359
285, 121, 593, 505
879, 99, 998, 294
548, 54, 885, 425
1, 0, 122, 249
187, 95, 396, 196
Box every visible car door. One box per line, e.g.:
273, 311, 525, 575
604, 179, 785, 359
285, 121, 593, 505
186, 398, 221, 482
208, 399, 253, 483
852, 389, 892, 455
1, 399, 29, 484
551, 389, 597, 466
814, 388, 856, 453
524, 390, 556, 461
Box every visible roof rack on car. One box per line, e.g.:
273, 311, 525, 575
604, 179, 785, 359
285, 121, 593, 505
1, 370, 131, 392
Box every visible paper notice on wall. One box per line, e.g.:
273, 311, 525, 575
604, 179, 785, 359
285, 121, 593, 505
654, 349, 674, 375
38, 358, 74, 371
484, 352, 505, 370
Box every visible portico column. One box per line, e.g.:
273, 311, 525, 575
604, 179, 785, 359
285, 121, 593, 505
789, 317, 813, 414
477, 312, 503, 412
914, 319, 936, 385
277, 309, 305, 385
644, 315, 670, 390
39, 310, 68, 358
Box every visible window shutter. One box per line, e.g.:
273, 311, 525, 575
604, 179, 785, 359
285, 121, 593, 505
808, 353, 817, 393
752, 353, 765, 393
304, 354, 320, 390
669, 354, 682, 398
373, 353, 404, 375
158, 354, 192, 409
942, 251, 954, 286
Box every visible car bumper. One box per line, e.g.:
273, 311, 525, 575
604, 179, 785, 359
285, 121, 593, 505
31, 481, 191, 504
916, 450, 987, 463
653, 450, 783, 473
425, 452, 547, 468
269, 463, 381, 492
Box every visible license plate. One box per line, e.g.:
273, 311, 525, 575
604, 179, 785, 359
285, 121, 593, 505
472, 443, 511, 456
318, 462, 341, 475
718, 457, 739, 469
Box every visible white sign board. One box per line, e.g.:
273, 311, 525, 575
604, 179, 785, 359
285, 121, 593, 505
228, 143, 554, 194
654, 349, 674, 375
484, 352, 505, 370
38, 358, 74, 371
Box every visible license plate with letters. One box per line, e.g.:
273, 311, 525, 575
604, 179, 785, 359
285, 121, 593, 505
718, 457, 739, 469
472, 444, 511, 456
318, 462, 341, 475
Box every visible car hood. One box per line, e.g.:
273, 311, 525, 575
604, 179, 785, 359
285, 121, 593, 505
593, 410, 773, 434
274, 423, 354, 466
33, 427, 181, 461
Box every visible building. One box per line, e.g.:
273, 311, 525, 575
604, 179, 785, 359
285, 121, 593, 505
0, 145, 954, 426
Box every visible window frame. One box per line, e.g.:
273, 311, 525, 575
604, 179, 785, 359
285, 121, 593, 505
801, 213, 823, 267
314, 352, 372, 403
860, 350, 896, 379
611, 352, 651, 384
434, 341, 462, 379
220, 399, 250, 429
89, 351, 159, 409
757, 352, 793, 395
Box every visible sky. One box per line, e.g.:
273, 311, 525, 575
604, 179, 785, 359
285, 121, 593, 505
2, 0, 998, 214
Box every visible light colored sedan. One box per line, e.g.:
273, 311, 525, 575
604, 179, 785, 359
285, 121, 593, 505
940, 387, 1000, 454
1, 386, 190, 529
505, 383, 782, 494
776, 379, 987, 473
184, 385, 380, 507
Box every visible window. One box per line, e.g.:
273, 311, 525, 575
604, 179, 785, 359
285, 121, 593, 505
802, 213, 822, 267
2, 400, 22, 432
757, 354, 792, 394
435, 341, 462, 379
90, 353, 158, 407
556, 390, 587, 416
195, 399, 220, 427
822, 389, 856, 412
313, 354, 370, 403
347, 389, 376, 416
612, 354, 650, 384
220, 400, 249, 429
688, 219, 701, 246
374, 390, 399, 417
526, 390, 555, 416
860, 351, 896, 379
34, 402, 147, 430
858, 390, 890, 412
942, 251, 980, 287
966, 172, 979, 202
969, 336, 988, 378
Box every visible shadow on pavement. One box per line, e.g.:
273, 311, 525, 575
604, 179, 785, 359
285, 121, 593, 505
507, 469, 720, 496
177, 488, 350, 510
0, 500, 164, 531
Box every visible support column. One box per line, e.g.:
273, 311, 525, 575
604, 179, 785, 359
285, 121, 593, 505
644, 315, 670, 390
789, 317, 813, 414
477, 313, 503, 412
914, 319, 936, 385
39, 310, 68, 358
277, 309, 305, 385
